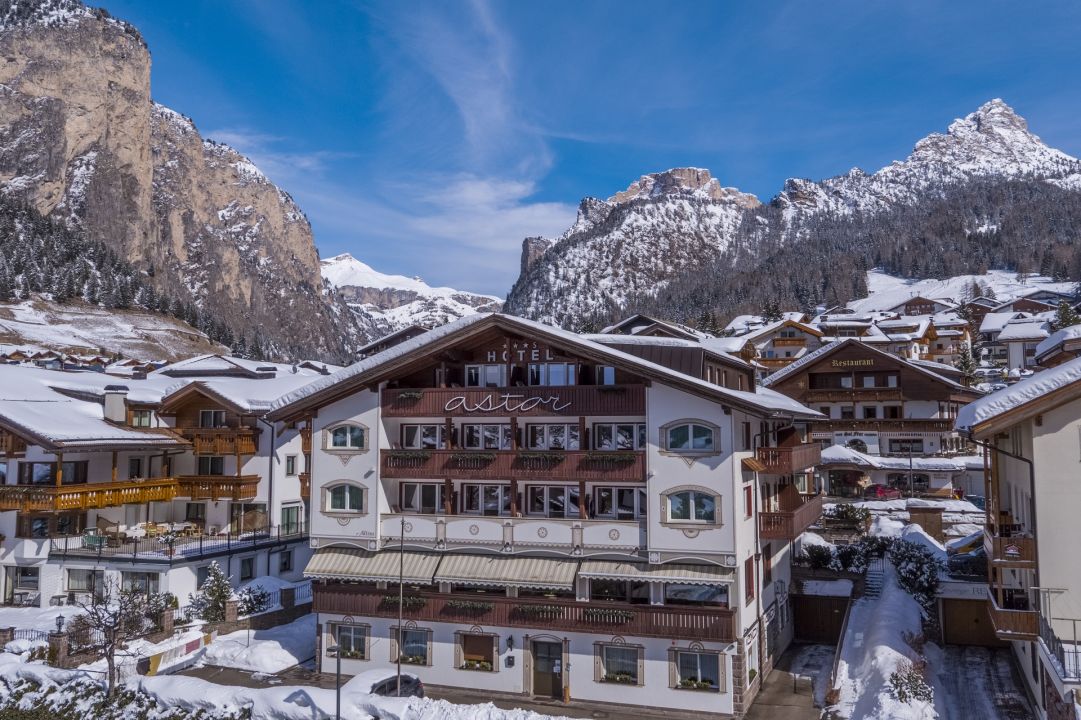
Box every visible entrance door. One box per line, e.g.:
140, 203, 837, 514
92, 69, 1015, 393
532, 641, 563, 699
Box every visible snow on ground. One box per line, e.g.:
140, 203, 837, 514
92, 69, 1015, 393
200, 615, 314, 674
787, 644, 836, 708
0, 605, 84, 632
927, 646, 1034, 720
830, 563, 933, 719
899, 524, 947, 561
869, 516, 905, 538
801, 579, 854, 597
795, 531, 834, 556
80, 626, 209, 678
853, 270, 1076, 315
853, 499, 982, 514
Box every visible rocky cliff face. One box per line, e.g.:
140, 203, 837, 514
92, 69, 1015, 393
0, 0, 367, 361
506, 100, 1081, 326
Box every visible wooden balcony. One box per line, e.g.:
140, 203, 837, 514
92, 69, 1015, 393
987, 590, 1039, 641
810, 419, 955, 433
299, 472, 310, 500
177, 427, 259, 455
772, 337, 806, 347
175, 475, 260, 501
760, 493, 824, 540
756, 444, 820, 474
985, 530, 1036, 568
381, 385, 646, 418
313, 585, 736, 642
0, 478, 179, 512
381, 449, 646, 482
0, 431, 27, 458
301, 426, 312, 454
805, 389, 905, 403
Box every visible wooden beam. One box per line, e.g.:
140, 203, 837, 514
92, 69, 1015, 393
111, 451, 118, 483
55, 452, 63, 488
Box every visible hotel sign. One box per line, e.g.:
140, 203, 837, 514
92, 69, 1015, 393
830, 359, 874, 368
486, 340, 559, 363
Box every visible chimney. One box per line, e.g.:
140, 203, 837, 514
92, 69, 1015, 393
103, 385, 129, 424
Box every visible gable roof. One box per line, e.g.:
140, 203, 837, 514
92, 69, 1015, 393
956, 357, 1081, 434
269, 313, 820, 422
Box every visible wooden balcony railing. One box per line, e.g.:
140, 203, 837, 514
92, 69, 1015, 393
756, 444, 821, 474
301, 426, 312, 454
299, 472, 310, 500
381, 450, 646, 482
760, 494, 824, 540
987, 590, 1039, 640
810, 419, 955, 433
772, 337, 806, 347
381, 385, 646, 418
177, 427, 259, 455
175, 475, 260, 501
313, 585, 736, 642
805, 389, 905, 403
0, 478, 179, 512
0, 431, 27, 458
986, 530, 1036, 568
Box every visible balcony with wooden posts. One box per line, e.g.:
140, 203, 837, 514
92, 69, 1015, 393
176, 427, 259, 455
985, 528, 1036, 569
313, 584, 736, 642
772, 337, 807, 347
175, 475, 260, 501
987, 589, 1039, 641
805, 389, 905, 403
382, 385, 646, 418
760, 491, 824, 540
756, 443, 821, 474
0, 478, 179, 513
0, 431, 27, 458
381, 449, 646, 482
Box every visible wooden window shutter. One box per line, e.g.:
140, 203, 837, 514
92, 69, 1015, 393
389, 626, 399, 662
492, 634, 500, 673
593, 643, 602, 682
667, 648, 678, 688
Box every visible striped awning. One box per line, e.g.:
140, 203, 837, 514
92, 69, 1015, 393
578, 560, 733, 586
304, 547, 441, 585
434, 554, 578, 591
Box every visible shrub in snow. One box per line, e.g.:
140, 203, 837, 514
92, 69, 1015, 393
823, 504, 871, 525
889, 540, 944, 612
236, 585, 270, 616
801, 544, 834, 570
188, 561, 232, 623
859, 534, 895, 557
888, 659, 934, 704
830, 542, 870, 574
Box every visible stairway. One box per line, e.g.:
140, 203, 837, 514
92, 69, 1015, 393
863, 558, 885, 598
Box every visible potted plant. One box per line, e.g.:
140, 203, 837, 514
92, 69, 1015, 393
603, 672, 636, 684
400, 654, 426, 665
157, 531, 179, 557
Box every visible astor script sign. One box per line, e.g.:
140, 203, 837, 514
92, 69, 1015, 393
444, 393, 572, 413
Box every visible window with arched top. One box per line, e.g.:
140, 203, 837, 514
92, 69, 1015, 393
323, 482, 366, 515
661, 419, 720, 455
660, 485, 721, 528
324, 423, 368, 452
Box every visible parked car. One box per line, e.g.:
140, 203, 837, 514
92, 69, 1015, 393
342, 669, 425, 698
965, 494, 986, 510
947, 546, 987, 579
863, 484, 903, 500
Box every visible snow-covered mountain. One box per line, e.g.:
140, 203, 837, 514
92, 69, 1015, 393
321, 253, 501, 332
506, 100, 1081, 327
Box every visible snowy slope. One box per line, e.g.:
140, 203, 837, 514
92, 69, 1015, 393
321, 253, 502, 332
849, 270, 1076, 313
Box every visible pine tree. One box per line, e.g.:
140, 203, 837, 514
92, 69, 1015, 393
1051, 300, 1081, 331
955, 344, 977, 386
188, 561, 232, 622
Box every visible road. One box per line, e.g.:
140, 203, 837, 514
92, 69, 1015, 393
933, 646, 1034, 720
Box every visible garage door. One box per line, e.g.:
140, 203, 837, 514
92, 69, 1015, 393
793, 595, 849, 644
941, 599, 1003, 646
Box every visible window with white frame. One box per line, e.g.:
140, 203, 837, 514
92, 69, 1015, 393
462, 424, 512, 450
332, 623, 369, 659
525, 423, 580, 450
675, 651, 722, 691
597, 643, 642, 685
285, 455, 297, 476
526, 485, 580, 518
461, 483, 511, 516
664, 421, 717, 453
67, 569, 104, 594
279, 549, 293, 572
401, 424, 445, 449
394, 627, 431, 665
665, 489, 717, 524
594, 486, 647, 519
465, 364, 506, 388
527, 362, 576, 386
401, 482, 444, 513
240, 557, 255, 581
121, 571, 160, 596
593, 423, 646, 450
328, 424, 367, 450
326, 483, 365, 513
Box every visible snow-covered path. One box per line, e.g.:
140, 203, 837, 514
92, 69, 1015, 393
930, 646, 1033, 720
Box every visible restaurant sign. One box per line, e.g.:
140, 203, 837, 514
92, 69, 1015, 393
830, 359, 874, 368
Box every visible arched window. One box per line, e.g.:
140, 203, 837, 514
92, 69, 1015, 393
663, 421, 717, 453
666, 490, 716, 523
326, 423, 367, 451
326, 483, 364, 513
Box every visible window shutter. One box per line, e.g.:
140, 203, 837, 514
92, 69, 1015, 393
593, 643, 602, 682
492, 635, 500, 673
364, 626, 372, 660
426, 629, 434, 666
667, 648, 678, 688
389, 626, 399, 662
719, 653, 728, 693
636, 646, 645, 686
454, 631, 463, 668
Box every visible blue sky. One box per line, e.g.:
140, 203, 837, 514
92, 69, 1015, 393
106, 0, 1081, 295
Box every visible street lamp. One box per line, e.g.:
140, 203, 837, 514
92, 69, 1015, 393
54, 615, 64, 633
326, 641, 342, 720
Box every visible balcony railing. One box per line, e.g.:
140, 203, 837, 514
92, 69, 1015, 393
0, 431, 27, 458
48, 523, 307, 564
756, 444, 821, 474
0, 478, 179, 512
381, 513, 644, 554
771, 337, 807, 347
987, 590, 1039, 640
175, 475, 260, 501
985, 529, 1036, 568
313, 585, 736, 642
760, 494, 824, 540
381, 385, 646, 418
810, 419, 955, 433
1040, 615, 1081, 682
805, 389, 905, 403
381, 450, 646, 482
177, 427, 259, 455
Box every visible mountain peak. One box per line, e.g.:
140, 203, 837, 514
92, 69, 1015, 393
608, 167, 761, 207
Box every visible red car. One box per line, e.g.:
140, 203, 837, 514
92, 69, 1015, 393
863, 484, 903, 500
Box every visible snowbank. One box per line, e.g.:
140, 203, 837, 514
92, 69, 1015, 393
795, 531, 834, 556
899, 525, 947, 562
200, 614, 315, 673
869, 516, 905, 538
0, 605, 84, 632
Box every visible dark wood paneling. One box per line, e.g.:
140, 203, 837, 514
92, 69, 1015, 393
792, 595, 849, 643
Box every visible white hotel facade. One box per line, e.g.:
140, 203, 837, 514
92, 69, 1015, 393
271, 313, 824, 717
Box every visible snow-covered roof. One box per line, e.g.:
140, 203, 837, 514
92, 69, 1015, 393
996, 320, 1050, 342
956, 357, 1081, 431
819, 444, 971, 472
978, 311, 1026, 334
269, 313, 821, 421
1035, 324, 1081, 359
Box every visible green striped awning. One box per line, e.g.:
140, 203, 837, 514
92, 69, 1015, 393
434, 554, 578, 591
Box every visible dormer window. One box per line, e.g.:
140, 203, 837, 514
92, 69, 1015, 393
132, 410, 153, 428
328, 424, 367, 450
199, 410, 226, 428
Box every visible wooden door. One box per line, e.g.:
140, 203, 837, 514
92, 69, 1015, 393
532, 641, 563, 699
941, 599, 1003, 646
792, 595, 849, 643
